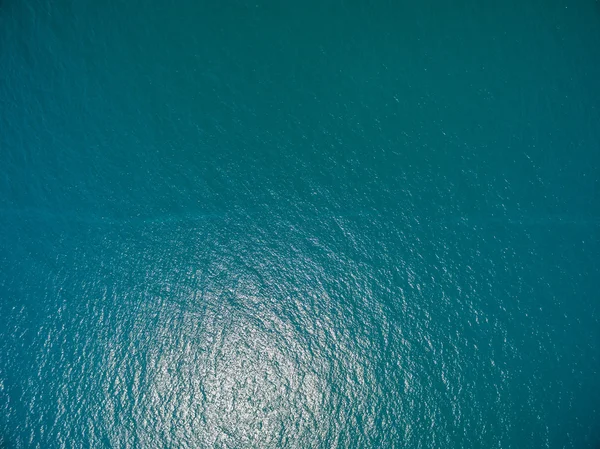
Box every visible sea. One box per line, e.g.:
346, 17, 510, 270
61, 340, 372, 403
1, 0, 599, 447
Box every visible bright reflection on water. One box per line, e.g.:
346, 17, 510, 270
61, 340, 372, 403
146, 296, 324, 447
81, 219, 392, 448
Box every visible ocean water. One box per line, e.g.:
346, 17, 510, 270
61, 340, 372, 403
1, 0, 599, 447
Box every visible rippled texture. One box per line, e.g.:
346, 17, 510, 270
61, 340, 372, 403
1, 0, 600, 447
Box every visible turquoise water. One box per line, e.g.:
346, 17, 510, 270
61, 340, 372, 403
1, 0, 600, 447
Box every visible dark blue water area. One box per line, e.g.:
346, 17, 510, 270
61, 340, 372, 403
1, 0, 600, 447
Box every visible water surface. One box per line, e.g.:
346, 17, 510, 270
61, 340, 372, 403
1, 0, 599, 447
